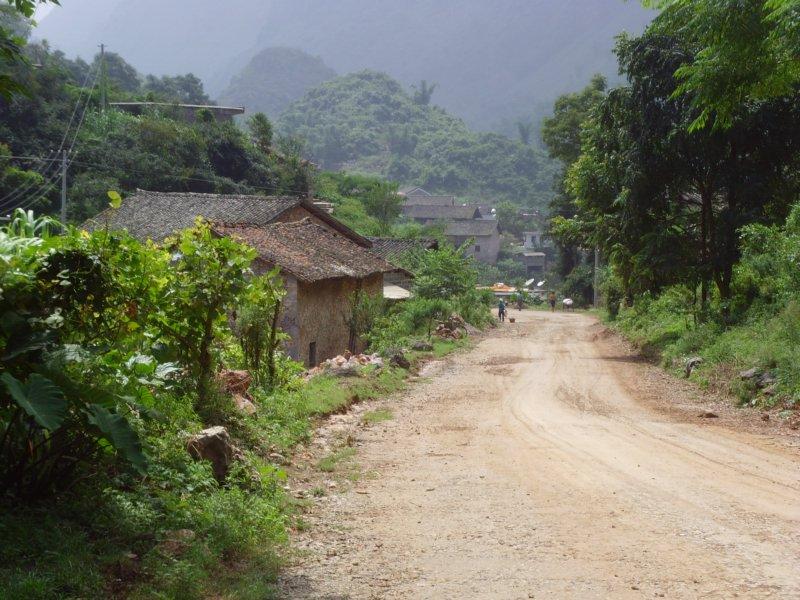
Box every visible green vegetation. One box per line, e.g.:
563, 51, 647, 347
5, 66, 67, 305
0, 210, 294, 597
0, 32, 311, 223
363, 244, 495, 351
0, 194, 484, 595
548, 3, 800, 409
642, 0, 800, 130
278, 70, 557, 206
542, 74, 607, 280
361, 408, 393, 425
0, 1, 59, 99
317, 447, 357, 473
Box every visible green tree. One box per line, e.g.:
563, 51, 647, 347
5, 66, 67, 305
143, 73, 209, 104
232, 270, 287, 388
248, 112, 274, 154
93, 51, 140, 93
410, 244, 478, 300
361, 181, 403, 230
541, 74, 607, 278
412, 79, 437, 106
495, 201, 526, 238
156, 221, 254, 417
643, 0, 800, 130
566, 30, 800, 308
517, 121, 533, 145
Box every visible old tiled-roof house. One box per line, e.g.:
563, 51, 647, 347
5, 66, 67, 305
84, 190, 398, 366
515, 251, 547, 278
402, 204, 482, 223
216, 220, 401, 366
445, 220, 501, 264
403, 194, 457, 207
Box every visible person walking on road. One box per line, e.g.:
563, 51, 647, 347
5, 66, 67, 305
498, 299, 507, 322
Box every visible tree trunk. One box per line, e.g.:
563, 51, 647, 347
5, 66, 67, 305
267, 299, 282, 388
196, 314, 215, 413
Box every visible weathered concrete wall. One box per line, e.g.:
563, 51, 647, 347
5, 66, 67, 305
251, 256, 384, 366
296, 274, 383, 366
447, 233, 500, 264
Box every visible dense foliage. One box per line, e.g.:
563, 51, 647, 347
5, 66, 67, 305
278, 70, 557, 207
364, 244, 494, 351
0, 37, 312, 223
541, 75, 607, 280
642, 0, 800, 130
0, 1, 58, 99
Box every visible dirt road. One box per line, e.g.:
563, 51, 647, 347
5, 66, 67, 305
280, 311, 800, 599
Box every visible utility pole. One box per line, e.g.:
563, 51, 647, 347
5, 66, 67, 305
593, 246, 599, 308
60, 150, 67, 224
99, 43, 106, 112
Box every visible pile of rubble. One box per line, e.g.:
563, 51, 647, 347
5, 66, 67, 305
434, 313, 467, 339
216, 369, 257, 415
308, 351, 384, 378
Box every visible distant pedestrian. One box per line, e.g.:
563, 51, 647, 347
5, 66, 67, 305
563, 298, 574, 312
498, 299, 507, 322
548, 291, 556, 312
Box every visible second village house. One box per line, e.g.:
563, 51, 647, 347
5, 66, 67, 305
86, 190, 405, 366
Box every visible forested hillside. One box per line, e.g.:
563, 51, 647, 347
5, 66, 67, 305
0, 37, 311, 223
217, 47, 336, 118
278, 71, 557, 205
36, 0, 653, 130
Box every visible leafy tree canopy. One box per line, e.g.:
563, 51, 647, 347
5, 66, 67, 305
642, 0, 800, 129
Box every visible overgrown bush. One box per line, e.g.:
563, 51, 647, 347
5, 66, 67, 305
232, 269, 288, 388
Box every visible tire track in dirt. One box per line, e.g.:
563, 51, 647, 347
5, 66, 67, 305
279, 311, 800, 599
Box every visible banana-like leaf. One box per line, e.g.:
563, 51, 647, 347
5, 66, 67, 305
1, 372, 66, 430
87, 404, 147, 473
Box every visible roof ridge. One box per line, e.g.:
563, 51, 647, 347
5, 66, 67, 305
133, 189, 303, 201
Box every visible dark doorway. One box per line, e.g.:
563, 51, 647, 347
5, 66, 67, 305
308, 341, 317, 367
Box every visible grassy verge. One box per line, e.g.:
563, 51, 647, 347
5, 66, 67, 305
607, 292, 800, 410
0, 337, 471, 599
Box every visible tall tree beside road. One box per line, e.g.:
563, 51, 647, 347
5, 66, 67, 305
541, 74, 607, 277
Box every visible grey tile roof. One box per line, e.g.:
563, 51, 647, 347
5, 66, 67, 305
84, 190, 303, 241
214, 220, 403, 283
82, 190, 371, 246
366, 237, 439, 263
403, 195, 456, 207
403, 204, 481, 220
445, 220, 499, 237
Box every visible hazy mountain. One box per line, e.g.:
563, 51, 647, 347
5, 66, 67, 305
36, 0, 654, 129
277, 71, 557, 205
217, 48, 336, 118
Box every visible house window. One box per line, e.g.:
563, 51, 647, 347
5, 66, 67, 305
474, 245, 481, 253
308, 342, 317, 367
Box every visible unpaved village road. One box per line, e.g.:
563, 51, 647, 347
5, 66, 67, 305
279, 311, 800, 599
